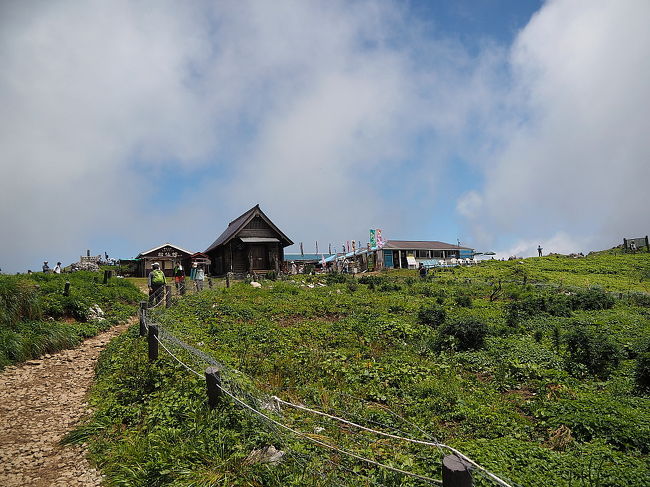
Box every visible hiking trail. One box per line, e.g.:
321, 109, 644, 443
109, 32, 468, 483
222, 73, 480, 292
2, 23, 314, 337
0, 321, 131, 487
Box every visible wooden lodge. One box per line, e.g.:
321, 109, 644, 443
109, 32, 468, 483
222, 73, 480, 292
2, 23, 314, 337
205, 205, 293, 276
135, 243, 194, 278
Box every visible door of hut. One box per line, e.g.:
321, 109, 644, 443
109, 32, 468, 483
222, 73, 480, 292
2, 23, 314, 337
250, 245, 269, 270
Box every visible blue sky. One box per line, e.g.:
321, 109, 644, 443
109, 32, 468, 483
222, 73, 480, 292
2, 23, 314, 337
1, 0, 649, 272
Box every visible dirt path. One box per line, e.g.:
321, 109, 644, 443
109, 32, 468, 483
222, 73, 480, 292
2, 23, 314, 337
0, 321, 131, 487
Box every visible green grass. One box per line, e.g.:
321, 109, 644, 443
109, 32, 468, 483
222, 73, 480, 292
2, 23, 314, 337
0, 272, 144, 369
75, 251, 650, 486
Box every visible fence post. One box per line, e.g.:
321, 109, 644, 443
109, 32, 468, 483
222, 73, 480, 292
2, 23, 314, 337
226, 272, 230, 288
148, 325, 159, 361
165, 285, 172, 308
442, 455, 472, 487
208, 278, 213, 289
205, 366, 222, 409
139, 301, 147, 336
63, 281, 71, 296
103, 270, 109, 284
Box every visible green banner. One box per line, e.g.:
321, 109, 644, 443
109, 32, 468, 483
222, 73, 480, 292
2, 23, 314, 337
369, 229, 376, 247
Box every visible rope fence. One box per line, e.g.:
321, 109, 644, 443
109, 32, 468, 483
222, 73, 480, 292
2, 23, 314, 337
136, 291, 518, 487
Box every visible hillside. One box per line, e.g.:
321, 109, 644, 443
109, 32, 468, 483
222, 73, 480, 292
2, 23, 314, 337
76, 251, 650, 486
0, 271, 143, 369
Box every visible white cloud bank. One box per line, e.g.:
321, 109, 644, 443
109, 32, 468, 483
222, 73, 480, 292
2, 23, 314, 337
1, 0, 648, 272
460, 0, 650, 256
0, 0, 506, 271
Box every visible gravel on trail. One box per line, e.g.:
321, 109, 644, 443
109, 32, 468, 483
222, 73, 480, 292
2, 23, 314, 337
0, 322, 131, 487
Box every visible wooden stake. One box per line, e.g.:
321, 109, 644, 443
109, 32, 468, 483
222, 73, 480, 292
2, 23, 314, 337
63, 281, 71, 296
442, 455, 472, 487
205, 366, 222, 408
139, 301, 147, 336
148, 325, 159, 361
165, 285, 172, 308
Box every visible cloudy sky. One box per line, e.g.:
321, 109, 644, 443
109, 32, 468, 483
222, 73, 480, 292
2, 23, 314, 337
1, 0, 648, 272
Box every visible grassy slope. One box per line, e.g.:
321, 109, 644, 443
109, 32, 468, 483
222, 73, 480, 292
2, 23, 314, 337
0, 272, 143, 369
78, 252, 650, 486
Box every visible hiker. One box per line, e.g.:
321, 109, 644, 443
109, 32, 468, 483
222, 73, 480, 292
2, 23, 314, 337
173, 263, 185, 293
193, 263, 205, 291
53, 262, 62, 274
537, 245, 543, 257
419, 263, 427, 279
42, 261, 50, 273
148, 262, 166, 306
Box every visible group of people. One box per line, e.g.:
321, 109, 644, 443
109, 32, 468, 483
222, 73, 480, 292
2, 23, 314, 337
147, 261, 206, 306
42, 261, 62, 274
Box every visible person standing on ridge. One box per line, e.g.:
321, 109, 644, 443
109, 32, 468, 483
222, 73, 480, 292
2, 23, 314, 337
53, 262, 62, 274
537, 245, 543, 257
173, 263, 185, 293
148, 262, 166, 306
42, 261, 50, 273
194, 264, 205, 291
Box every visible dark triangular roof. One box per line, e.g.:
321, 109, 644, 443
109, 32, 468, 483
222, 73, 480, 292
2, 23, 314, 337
205, 205, 293, 252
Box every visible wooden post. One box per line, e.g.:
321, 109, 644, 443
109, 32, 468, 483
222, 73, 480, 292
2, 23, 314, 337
103, 270, 109, 284
165, 285, 172, 308
442, 455, 472, 487
139, 301, 147, 336
63, 281, 71, 296
646, 235, 649, 252
205, 366, 222, 409
208, 277, 213, 289
148, 325, 159, 361
108, 270, 113, 279
226, 273, 230, 288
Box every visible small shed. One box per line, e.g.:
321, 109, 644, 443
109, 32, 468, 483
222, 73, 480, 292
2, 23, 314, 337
205, 205, 293, 275
135, 243, 194, 278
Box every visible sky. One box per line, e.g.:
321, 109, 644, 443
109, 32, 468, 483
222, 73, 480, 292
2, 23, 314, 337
1, 0, 649, 272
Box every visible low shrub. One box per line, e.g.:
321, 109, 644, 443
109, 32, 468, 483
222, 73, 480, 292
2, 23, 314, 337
434, 318, 488, 351
417, 304, 446, 327
565, 325, 621, 379
454, 293, 472, 308
325, 273, 348, 285
635, 342, 650, 394
570, 288, 615, 311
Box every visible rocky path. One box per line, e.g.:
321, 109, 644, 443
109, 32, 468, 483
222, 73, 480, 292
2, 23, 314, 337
0, 322, 131, 487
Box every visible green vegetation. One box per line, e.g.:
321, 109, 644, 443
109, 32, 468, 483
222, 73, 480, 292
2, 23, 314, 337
76, 252, 649, 486
0, 272, 143, 368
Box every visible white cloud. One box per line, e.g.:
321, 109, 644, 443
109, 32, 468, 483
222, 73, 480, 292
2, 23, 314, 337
461, 0, 650, 254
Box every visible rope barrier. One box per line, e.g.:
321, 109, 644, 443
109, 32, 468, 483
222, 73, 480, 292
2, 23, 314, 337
214, 382, 443, 485
139, 285, 516, 487
273, 397, 513, 487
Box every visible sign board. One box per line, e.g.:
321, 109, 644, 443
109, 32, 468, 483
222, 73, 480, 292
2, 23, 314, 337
624, 236, 649, 250
369, 229, 376, 247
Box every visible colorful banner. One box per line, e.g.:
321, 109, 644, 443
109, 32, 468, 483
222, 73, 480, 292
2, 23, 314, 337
369, 229, 376, 247
376, 229, 384, 248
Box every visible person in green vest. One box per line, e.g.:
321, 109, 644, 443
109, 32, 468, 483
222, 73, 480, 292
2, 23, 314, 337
148, 262, 166, 306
